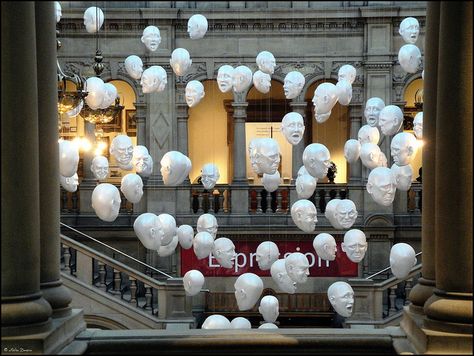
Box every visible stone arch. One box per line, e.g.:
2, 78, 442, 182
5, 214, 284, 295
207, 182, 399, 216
84, 314, 129, 330
364, 213, 394, 227
302, 74, 327, 100
100, 73, 141, 102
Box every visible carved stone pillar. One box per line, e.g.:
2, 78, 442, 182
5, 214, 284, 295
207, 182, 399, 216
348, 105, 363, 183
176, 82, 191, 214
289, 101, 307, 180
134, 100, 147, 214
78, 121, 97, 214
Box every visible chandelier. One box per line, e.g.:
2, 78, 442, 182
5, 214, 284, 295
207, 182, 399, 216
81, 96, 124, 124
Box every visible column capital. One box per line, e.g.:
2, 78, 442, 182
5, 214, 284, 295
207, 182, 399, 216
232, 101, 247, 119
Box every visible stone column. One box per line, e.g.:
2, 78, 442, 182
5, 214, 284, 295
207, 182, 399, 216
408, 1, 439, 314
348, 105, 363, 183
78, 121, 97, 213
289, 101, 306, 180
1, 1, 52, 335
36, 1, 72, 318
424, 1, 472, 337
176, 82, 191, 214
134, 100, 147, 214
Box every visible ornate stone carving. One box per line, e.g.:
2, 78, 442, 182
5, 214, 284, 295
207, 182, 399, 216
151, 111, 170, 150
273, 62, 324, 78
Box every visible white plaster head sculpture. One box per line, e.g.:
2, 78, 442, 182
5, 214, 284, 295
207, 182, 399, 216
297, 165, 310, 178
54, 1, 62, 23
379, 105, 404, 136
59, 140, 79, 177
140, 65, 167, 93
157, 213, 177, 246
133, 213, 162, 250
217, 65, 234, 93
157, 235, 178, 257
358, 124, 380, 145
336, 79, 352, 106
233, 65, 253, 94
270, 259, 297, 294
193, 231, 214, 260
99, 83, 118, 109
197, 213, 218, 239
234, 273, 264, 311
124, 55, 143, 80
390, 243, 417, 279
259, 295, 279, 323
252, 138, 281, 175
302, 143, 331, 179
391, 163, 413, 191
177, 224, 194, 249
201, 163, 220, 190
344, 139, 361, 164
132, 145, 153, 177
413, 112, 423, 139
183, 269, 205, 297
338, 64, 357, 84
160, 151, 192, 186
83, 6, 104, 34
252, 70, 272, 94
312, 82, 339, 124
230, 317, 251, 329
110, 134, 133, 170
187, 14, 208, 39
342, 229, 367, 263
291, 199, 318, 233
327, 281, 354, 318
91, 183, 121, 222
281, 112, 305, 146
248, 138, 263, 174
262, 171, 281, 193
399, 17, 420, 44
212, 237, 236, 268
313, 233, 337, 261
398, 44, 422, 74
283, 71, 305, 99
202, 315, 231, 329
360, 143, 383, 170
364, 97, 385, 127
120, 173, 143, 204
335, 199, 358, 229
185, 80, 205, 107
295, 173, 317, 199
255, 241, 280, 271
390, 132, 418, 167
256, 51, 276, 75
378, 151, 388, 168
170, 48, 192, 77
60, 173, 79, 193
367, 167, 397, 206
84, 76, 105, 110
259, 323, 278, 329
285, 252, 310, 284
141, 25, 161, 52
324, 198, 341, 229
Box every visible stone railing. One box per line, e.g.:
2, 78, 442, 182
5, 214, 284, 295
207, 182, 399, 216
190, 184, 231, 214
248, 186, 290, 214
308, 184, 349, 214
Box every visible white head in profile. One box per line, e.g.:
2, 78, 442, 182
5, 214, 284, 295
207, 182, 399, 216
157, 235, 178, 257
197, 213, 218, 239
253, 70, 272, 94
255, 241, 280, 271
413, 112, 423, 139
297, 165, 310, 178
312, 82, 339, 123
60, 173, 79, 193
344, 139, 361, 164
177, 224, 194, 249
234, 273, 264, 311
217, 65, 234, 93
201, 163, 220, 190
399, 17, 420, 44
390, 132, 418, 166
233, 65, 253, 94
302, 143, 331, 179
183, 269, 205, 297
364, 97, 385, 127
358, 125, 380, 145
133, 213, 162, 250
338, 64, 357, 84
230, 317, 251, 329
160, 151, 192, 186
125, 55, 143, 80
327, 281, 354, 318
202, 315, 231, 329
252, 138, 280, 175
391, 163, 413, 191
390, 243, 417, 279
256, 51, 276, 74
83, 7, 104, 33
342, 229, 367, 263
295, 174, 317, 199
212, 237, 236, 268
59, 140, 79, 177
141, 25, 161, 52
378, 151, 388, 168
132, 145, 153, 177
291, 199, 318, 233
283, 71, 305, 99
367, 167, 397, 206
271, 259, 297, 294
262, 171, 281, 193
120, 173, 143, 204
379, 105, 404, 136
336, 79, 352, 106
110, 135, 134, 170
360, 143, 383, 170
324, 198, 341, 229
99, 83, 118, 109
85, 76, 105, 110
259, 295, 279, 323
185, 80, 205, 107
398, 44, 422, 74
170, 48, 192, 77
157, 213, 177, 246
54, 1, 62, 23
193, 231, 214, 260
91, 183, 121, 222
281, 112, 305, 146
313, 233, 337, 261
140, 65, 167, 93
285, 252, 310, 284
187, 14, 208, 39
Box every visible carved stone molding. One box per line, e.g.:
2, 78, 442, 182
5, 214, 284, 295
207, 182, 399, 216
363, 62, 393, 71
151, 111, 170, 150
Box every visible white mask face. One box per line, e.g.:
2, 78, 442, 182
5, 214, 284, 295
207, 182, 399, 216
157, 213, 177, 246
328, 281, 354, 317
253, 138, 280, 175
193, 231, 214, 260
177, 224, 194, 249
196, 213, 218, 239
185, 80, 205, 107
344, 139, 361, 163
342, 229, 367, 263
256, 51, 276, 74
270, 259, 297, 294
399, 17, 420, 44
232, 65, 253, 93
141, 25, 161, 51
170, 48, 192, 77
262, 171, 280, 193
157, 234, 178, 257
391, 163, 413, 191
379, 105, 404, 136
283, 71, 305, 99
91, 183, 121, 222
367, 167, 397, 206
398, 44, 422, 74
83, 7, 104, 34
140, 66, 167, 94
91, 155, 109, 180
334, 199, 358, 229
183, 269, 205, 296
336, 79, 352, 106
120, 173, 143, 204
255, 241, 280, 271
134, 213, 162, 250
281, 112, 305, 146
285, 252, 310, 284
312, 82, 338, 123
360, 143, 382, 170
358, 125, 380, 145
295, 174, 317, 199
302, 143, 331, 179
413, 112, 423, 139
252, 70, 272, 94
125, 55, 143, 80
258, 295, 279, 323
217, 65, 234, 93
364, 97, 385, 127
212, 237, 236, 268
201, 163, 220, 190
234, 273, 264, 311
291, 199, 318, 233
59, 140, 79, 177
313, 233, 337, 261
60, 173, 79, 192
187, 14, 208, 39
160, 151, 191, 186
390, 243, 417, 279
132, 146, 153, 177
390, 132, 418, 167
338, 64, 356, 84
110, 135, 134, 170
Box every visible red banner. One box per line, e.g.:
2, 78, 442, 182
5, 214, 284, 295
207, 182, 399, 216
180, 240, 358, 277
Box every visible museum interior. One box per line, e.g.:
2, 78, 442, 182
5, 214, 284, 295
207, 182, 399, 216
1, 1, 472, 354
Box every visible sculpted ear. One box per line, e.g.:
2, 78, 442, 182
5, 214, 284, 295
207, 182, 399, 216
366, 182, 373, 194
341, 242, 346, 252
